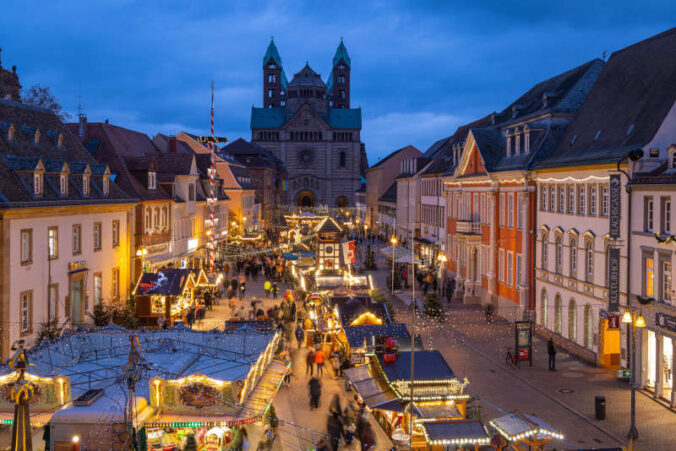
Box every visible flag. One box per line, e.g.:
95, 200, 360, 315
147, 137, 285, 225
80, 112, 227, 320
342, 240, 356, 264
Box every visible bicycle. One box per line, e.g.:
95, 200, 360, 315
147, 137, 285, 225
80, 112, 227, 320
505, 346, 518, 367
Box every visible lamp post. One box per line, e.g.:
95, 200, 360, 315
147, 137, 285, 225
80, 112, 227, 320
390, 235, 398, 294
622, 307, 646, 440
364, 224, 368, 243
136, 248, 147, 276
437, 252, 447, 299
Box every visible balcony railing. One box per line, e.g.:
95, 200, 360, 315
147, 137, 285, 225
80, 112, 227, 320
456, 220, 481, 235
135, 230, 171, 247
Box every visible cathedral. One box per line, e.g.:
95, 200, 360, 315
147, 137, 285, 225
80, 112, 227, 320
250, 39, 364, 208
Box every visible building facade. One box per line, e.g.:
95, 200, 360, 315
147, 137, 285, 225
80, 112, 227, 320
251, 39, 363, 207
0, 99, 136, 359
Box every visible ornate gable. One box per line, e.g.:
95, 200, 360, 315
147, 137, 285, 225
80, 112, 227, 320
282, 103, 330, 132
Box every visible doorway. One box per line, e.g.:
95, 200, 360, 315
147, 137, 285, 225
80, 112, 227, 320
297, 190, 316, 207
599, 318, 621, 369
69, 276, 84, 325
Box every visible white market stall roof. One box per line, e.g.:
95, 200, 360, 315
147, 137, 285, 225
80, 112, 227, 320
395, 254, 423, 264
379, 245, 408, 258
489, 411, 564, 442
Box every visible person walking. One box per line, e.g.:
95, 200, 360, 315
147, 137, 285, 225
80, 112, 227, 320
315, 346, 326, 377
327, 411, 343, 451
547, 337, 557, 371
359, 422, 376, 450
272, 282, 279, 300
306, 349, 315, 376
308, 376, 321, 409
295, 324, 305, 349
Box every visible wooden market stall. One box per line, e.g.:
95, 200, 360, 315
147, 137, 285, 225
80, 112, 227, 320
489, 411, 564, 451
420, 419, 491, 450
133, 269, 197, 326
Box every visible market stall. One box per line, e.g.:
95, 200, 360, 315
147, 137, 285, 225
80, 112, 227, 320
133, 269, 197, 326
337, 298, 391, 328
341, 324, 418, 365
420, 419, 491, 450
489, 411, 564, 451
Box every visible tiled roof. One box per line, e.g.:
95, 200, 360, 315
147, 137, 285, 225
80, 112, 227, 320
70, 122, 172, 202
251, 107, 361, 130
534, 28, 676, 169
378, 181, 397, 203
263, 39, 282, 67
288, 63, 326, 89
221, 138, 286, 170
333, 40, 351, 68
229, 164, 255, 189
370, 145, 421, 169
0, 100, 134, 207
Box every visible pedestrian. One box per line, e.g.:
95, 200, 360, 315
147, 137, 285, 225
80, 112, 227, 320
295, 324, 305, 349
306, 349, 315, 376
315, 346, 326, 377
272, 282, 279, 299
157, 314, 166, 330
204, 289, 212, 311
308, 376, 321, 409
186, 308, 195, 329
547, 337, 557, 371
264, 280, 271, 298
329, 394, 342, 417
359, 423, 376, 450
343, 403, 358, 446
315, 438, 329, 451
240, 282, 246, 299
327, 411, 343, 451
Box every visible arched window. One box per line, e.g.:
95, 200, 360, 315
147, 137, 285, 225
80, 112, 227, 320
153, 208, 160, 229
540, 289, 548, 327
554, 295, 562, 335
568, 299, 577, 342
585, 241, 594, 281
145, 208, 151, 231
584, 304, 594, 348
555, 236, 563, 273
541, 233, 549, 269
161, 207, 168, 228
570, 238, 578, 277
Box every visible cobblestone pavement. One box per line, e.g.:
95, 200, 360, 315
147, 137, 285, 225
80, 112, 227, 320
363, 240, 676, 451
196, 272, 392, 450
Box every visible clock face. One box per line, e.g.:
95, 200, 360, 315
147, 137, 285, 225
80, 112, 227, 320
325, 246, 334, 254
298, 149, 314, 167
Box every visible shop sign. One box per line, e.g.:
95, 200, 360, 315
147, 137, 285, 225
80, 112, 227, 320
656, 312, 676, 333
68, 260, 88, 272
607, 315, 620, 329
349, 352, 365, 365
514, 321, 533, 367
609, 174, 621, 238
146, 243, 169, 256
608, 247, 621, 312
616, 369, 632, 378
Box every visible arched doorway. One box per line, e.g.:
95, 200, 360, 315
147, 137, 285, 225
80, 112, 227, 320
336, 196, 348, 208
297, 190, 316, 207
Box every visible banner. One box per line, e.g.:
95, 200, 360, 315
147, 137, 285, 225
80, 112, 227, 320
608, 247, 621, 312
609, 174, 621, 239
342, 240, 356, 264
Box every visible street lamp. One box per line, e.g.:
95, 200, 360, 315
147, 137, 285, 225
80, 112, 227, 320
622, 307, 646, 440
390, 235, 398, 294
136, 248, 147, 274
437, 252, 447, 298
364, 225, 368, 243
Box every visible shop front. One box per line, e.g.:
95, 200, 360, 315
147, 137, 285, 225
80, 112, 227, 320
133, 269, 197, 326
641, 311, 676, 406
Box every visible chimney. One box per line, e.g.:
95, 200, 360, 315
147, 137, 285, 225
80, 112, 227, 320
169, 136, 177, 153
78, 113, 87, 138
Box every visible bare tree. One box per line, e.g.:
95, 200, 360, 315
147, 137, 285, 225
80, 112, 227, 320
22, 84, 71, 120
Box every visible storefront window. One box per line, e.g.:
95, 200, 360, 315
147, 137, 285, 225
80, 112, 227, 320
664, 336, 673, 394
647, 330, 657, 388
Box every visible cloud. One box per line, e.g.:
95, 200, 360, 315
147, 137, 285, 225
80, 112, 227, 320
363, 112, 467, 162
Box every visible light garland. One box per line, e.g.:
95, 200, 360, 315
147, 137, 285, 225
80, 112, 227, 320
489, 418, 564, 441
536, 174, 609, 183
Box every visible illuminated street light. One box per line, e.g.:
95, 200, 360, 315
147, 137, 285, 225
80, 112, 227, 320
622, 306, 646, 439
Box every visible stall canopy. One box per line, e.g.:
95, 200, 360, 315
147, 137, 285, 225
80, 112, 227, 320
344, 324, 420, 351
395, 254, 423, 265
379, 245, 408, 259
378, 350, 455, 381
338, 299, 391, 326
422, 420, 491, 447
134, 269, 194, 296
490, 411, 564, 442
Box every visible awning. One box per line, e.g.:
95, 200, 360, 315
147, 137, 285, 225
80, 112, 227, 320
235, 357, 289, 422
395, 255, 423, 265
417, 402, 462, 419
379, 245, 408, 258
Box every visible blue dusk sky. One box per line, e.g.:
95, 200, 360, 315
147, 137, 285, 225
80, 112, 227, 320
1, 1, 674, 164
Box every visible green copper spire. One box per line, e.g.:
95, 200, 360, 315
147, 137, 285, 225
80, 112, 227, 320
263, 38, 282, 67
332, 38, 351, 68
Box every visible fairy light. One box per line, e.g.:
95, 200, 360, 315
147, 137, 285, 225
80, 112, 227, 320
536, 174, 609, 183
57, 377, 65, 405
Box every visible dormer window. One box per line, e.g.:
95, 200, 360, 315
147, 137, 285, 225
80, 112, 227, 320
506, 130, 512, 157
33, 172, 43, 196
669, 147, 676, 170
7, 124, 15, 142
148, 171, 157, 190
523, 125, 530, 154
103, 175, 110, 196
34, 129, 41, 146
57, 133, 64, 149
60, 173, 68, 196
514, 129, 521, 156
83, 175, 90, 196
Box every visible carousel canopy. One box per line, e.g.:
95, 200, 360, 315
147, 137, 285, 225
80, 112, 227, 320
134, 269, 194, 296
378, 350, 455, 382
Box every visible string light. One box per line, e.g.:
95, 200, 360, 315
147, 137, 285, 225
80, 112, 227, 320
536, 174, 609, 183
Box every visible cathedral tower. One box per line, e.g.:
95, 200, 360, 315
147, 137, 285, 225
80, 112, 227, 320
262, 39, 287, 108
330, 39, 351, 108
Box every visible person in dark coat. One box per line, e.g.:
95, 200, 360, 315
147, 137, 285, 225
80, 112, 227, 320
295, 324, 305, 349
359, 422, 376, 450
327, 412, 343, 451
547, 337, 557, 371
308, 376, 321, 409
306, 349, 315, 376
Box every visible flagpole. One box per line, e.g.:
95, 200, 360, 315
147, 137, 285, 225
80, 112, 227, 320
409, 225, 415, 449
208, 82, 216, 274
